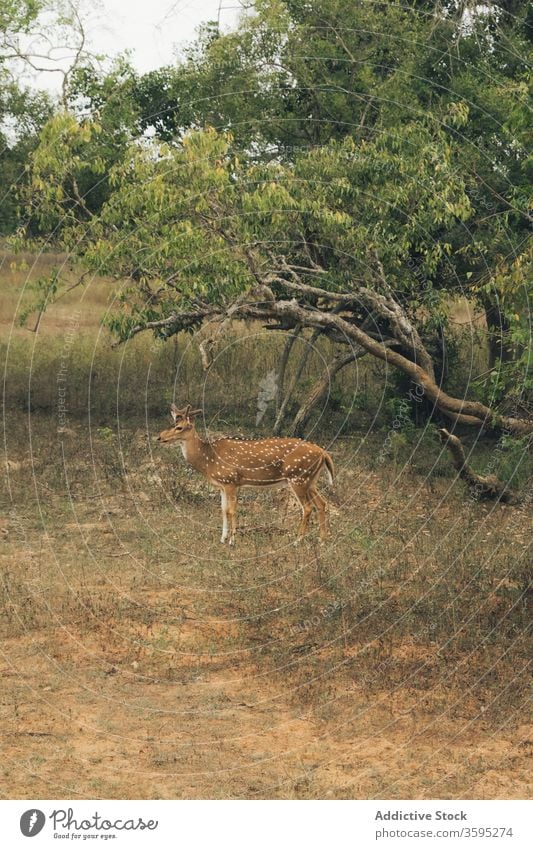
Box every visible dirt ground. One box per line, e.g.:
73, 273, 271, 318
2, 625, 531, 800
1, 429, 531, 800
1, 253, 531, 799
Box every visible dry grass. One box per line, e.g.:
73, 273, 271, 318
0, 248, 355, 425
1, 251, 531, 799
0, 414, 531, 799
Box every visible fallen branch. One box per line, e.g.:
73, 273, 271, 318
438, 429, 517, 503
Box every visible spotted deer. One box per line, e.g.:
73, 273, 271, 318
157, 404, 334, 545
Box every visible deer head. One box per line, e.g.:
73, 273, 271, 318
157, 403, 203, 443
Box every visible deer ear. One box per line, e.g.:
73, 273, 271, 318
189, 408, 203, 419
170, 403, 181, 421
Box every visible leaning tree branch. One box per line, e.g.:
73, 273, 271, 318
236, 299, 533, 435
110, 306, 216, 348
438, 410, 489, 429
270, 271, 436, 380
114, 291, 532, 436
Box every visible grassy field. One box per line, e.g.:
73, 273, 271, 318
1, 251, 531, 799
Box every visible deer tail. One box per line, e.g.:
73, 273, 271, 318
323, 451, 335, 486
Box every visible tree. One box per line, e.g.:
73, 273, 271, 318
110, 0, 531, 404
20, 56, 140, 236
1, 1, 50, 232
0, 0, 97, 234
27, 123, 531, 432
0, 82, 51, 233
19, 0, 533, 490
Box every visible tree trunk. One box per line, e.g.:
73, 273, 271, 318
290, 349, 365, 436
485, 298, 514, 370
275, 325, 301, 414
273, 327, 322, 434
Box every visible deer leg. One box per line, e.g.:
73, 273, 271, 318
311, 487, 328, 540
225, 485, 239, 546
290, 482, 314, 539
220, 488, 230, 544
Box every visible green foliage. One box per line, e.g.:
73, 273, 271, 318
15, 268, 60, 327
21, 56, 142, 236
0, 84, 52, 233
15, 0, 532, 402
495, 434, 533, 489
0, 1, 70, 233
22, 117, 474, 338
22, 112, 103, 233
0, 0, 44, 35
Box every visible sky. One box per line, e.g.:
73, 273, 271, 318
32, 0, 244, 93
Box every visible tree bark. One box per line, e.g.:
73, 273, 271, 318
273, 327, 322, 434
275, 325, 301, 413
290, 349, 365, 436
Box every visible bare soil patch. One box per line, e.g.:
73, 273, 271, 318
1, 419, 531, 799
